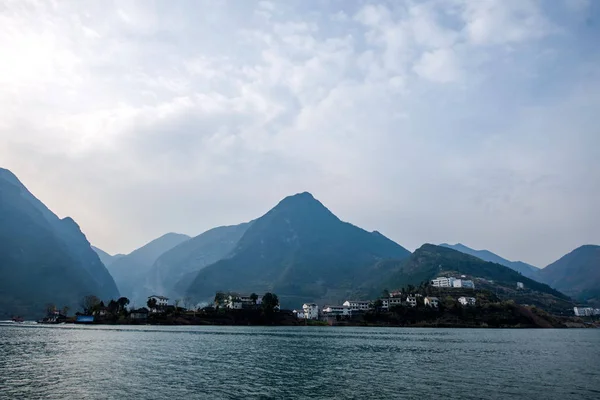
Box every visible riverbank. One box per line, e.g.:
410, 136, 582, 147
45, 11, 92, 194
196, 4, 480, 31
48, 304, 598, 328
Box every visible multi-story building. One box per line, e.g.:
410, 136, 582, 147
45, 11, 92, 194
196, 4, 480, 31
574, 307, 596, 317
322, 305, 352, 316
225, 294, 263, 309
302, 303, 319, 319
342, 300, 372, 311
380, 297, 403, 310
405, 295, 417, 307
516, 282, 524, 290
430, 277, 475, 289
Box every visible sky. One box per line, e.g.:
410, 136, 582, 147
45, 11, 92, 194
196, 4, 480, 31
1, 0, 599, 267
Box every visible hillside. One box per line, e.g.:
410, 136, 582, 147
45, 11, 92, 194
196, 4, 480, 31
382, 244, 573, 313
185, 192, 411, 308
92, 246, 124, 267
440, 243, 539, 278
0, 168, 119, 319
145, 223, 251, 299
537, 245, 600, 306
105, 233, 190, 305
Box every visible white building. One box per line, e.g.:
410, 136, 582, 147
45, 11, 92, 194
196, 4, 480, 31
226, 294, 263, 309
424, 297, 439, 308
574, 307, 596, 317
293, 309, 305, 319
430, 277, 475, 289
380, 297, 403, 310
458, 297, 476, 306
302, 303, 319, 319
343, 300, 372, 311
405, 295, 417, 307
322, 305, 352, 316
431, 277, 454, 287
517, 282, 524, 289
148, 295, 168, 308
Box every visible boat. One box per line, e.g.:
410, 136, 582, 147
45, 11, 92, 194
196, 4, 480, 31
11, 316, 24, 323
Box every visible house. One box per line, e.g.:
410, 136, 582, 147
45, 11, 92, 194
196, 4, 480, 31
458, 297, 476, 306
453, 279, 475, 289
517, 282, 524, 289
94, 306, 109, 317
405, 295, 417, 307
148, 295, 169, 308
130, 308, 149, 320
342, 300, 372, 311
379, 297, 403, 310
226, 294, 263, 309
293, 309, 305, 319
322, 305, 352, 316
302, 303, 319, 319
424, 297, 439, 308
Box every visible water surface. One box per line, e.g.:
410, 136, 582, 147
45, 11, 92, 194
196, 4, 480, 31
1, 323, 598, 399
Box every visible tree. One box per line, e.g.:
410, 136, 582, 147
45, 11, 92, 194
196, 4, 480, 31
381, 289, 390, 298
147, 298, 158, 311
108, 300, 119, 315
261, 292, 279, 314
250, 293, 259, 305
61, 306, 70, 316
117, 297, 130, 313
214, 291, 226, 310
81, 295, 101, 314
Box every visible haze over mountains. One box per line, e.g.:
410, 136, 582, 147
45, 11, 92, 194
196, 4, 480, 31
98, 233, 190, 306
1, 166, 598, 318
440, 243, 539, 278
0, 168, 119, 319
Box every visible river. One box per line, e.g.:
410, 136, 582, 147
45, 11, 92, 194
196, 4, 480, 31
0, 323, 598, 399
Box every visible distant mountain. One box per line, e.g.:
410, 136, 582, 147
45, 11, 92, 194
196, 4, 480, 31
106, 233, 190, 305
185, 192, 411, 308
440, 243, 539, 278
381, 244, 572, 313
0, 168, 119, 319
91, 246, 124, 267
145, 223, 251, 299
537, 245, 600, 306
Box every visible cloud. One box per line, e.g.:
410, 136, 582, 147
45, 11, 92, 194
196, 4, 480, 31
0, 0, 598, 266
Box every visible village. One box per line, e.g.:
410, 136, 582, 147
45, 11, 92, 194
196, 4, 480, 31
294, 276, 479, 321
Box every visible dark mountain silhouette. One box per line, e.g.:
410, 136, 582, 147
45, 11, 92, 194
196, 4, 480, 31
92, 246, 124, 267
105, 233, 190, 305
0, 168, 119, 319
380, 244, 572, 313
185, 192, 411, 307
537, 245, 600, 305
440, 243, 539, 278
146, 223, 251, 299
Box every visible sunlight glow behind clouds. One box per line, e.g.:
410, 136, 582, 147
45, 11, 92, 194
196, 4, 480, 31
0, 0, 598, 266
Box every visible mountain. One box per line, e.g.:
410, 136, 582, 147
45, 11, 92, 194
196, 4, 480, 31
145, 223, 251, 299
537, 245, 600, 305
440, 243, 539, 278
105, 233, 190, 305
91, 246, 124, 267
381, 244, 573, 313
185, 192, 411, 308
0, 168, 119, 319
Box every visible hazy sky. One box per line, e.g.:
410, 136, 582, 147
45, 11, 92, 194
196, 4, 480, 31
1, 0, 599, 266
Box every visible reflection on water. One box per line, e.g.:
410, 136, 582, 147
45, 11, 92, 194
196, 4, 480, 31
0, 323, 599, 399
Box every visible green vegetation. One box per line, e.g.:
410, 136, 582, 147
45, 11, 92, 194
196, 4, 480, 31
185, 192, 410, 308
537, 245, 600, 306
0, 168, 119, 320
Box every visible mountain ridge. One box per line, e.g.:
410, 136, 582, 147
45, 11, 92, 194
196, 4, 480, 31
185, 192, 411, 307
440, 243, 539, 278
